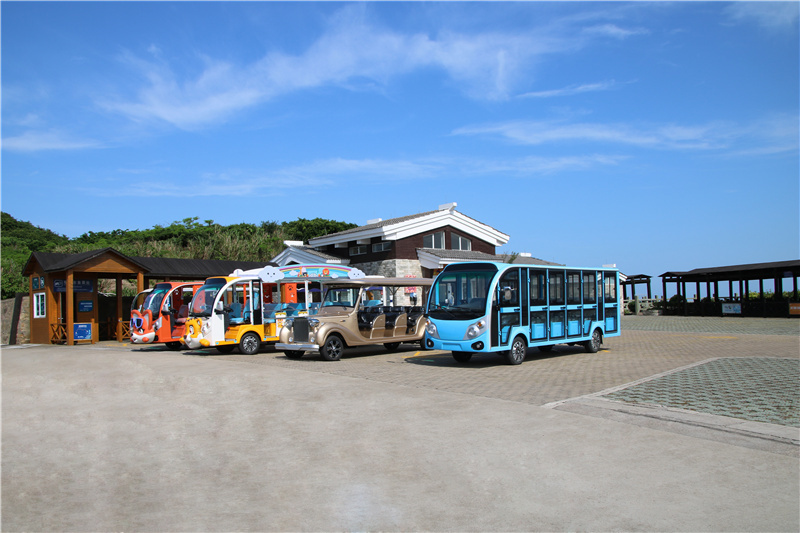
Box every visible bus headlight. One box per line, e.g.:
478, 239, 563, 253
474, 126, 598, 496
425, 321, 439, 339
464, 319, 487, 340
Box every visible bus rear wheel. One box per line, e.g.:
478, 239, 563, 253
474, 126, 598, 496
584, 329, 602, 353
452, 351, 472, 363
505, 336, 527, 365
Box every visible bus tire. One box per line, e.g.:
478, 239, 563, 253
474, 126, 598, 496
452, 351, 472, 363
505, 336, 527, 365
216, 345, 235, 354
584, 329, 602, 353
284, 350, 305, 359
320, 335, 344, 361
384, 342, 401, 352
239, 332, 261, 355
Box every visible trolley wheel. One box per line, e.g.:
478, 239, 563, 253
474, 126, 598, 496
384, 342, 401, 352
165, 341, 182, 350
320, 335, 345, 361
284, 350, 305, 359
216, 344, 235, 354
504, 336, 527, 365
452, 351, 472, 363
239, 332, 261, 355
584, 329, 602, 353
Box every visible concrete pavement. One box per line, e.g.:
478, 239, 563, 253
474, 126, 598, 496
2, 316, 798, 531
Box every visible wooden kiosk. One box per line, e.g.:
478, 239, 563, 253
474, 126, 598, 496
22, 248, 274, 345
23, 249, 147, 345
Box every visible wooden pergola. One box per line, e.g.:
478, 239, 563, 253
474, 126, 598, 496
660, 259, 800, 317
23, 248, 274, 344
621, 274, 652, 300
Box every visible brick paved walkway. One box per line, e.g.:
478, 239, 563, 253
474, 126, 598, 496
604, 357, 799, 427
622, 315, 800, 335
198, 316, 799, 415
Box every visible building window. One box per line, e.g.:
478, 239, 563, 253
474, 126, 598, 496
34, 292, 46, 318
349, 245, 368, 256
423, 231, 445, 249
372, 242, 392, 253
451, 234, 471, 251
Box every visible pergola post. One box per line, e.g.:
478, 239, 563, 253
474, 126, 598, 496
116, 276, 124, 342
66, 269, 74, 345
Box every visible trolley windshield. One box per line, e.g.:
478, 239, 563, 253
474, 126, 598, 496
189, 278, 227, 317
428, 263, 497, 321
141, 284, 170, 316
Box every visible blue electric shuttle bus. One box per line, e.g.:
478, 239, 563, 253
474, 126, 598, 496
424, 262, 621, 365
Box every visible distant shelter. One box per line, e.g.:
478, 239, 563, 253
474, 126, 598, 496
660, 260, 800, 317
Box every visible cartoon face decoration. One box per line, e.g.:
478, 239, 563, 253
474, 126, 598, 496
258, 266, 285, 283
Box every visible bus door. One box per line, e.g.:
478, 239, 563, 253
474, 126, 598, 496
548, 270, 566, 341
596, 274, 605, 326
209, 285, 229, 345
582, 271, 598, 335
493, 268, 522, 347
603, 272, 619, 333
566, 271, 583, 338
529, 269, 548, 342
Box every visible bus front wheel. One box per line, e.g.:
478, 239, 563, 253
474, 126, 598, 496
452, 351, 472, 363
320, 335, 344, 361
505, 336, 527, 365
584, 329, 602, 353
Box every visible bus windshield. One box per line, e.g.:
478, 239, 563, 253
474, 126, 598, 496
141, 284, 170, 316
322, 286, 359, 308
428, 264, 497, 321
190, 279, 227, 317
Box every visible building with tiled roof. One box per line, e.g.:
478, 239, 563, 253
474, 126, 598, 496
271, 202, 557, 278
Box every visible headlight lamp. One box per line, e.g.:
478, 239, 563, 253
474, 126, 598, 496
465, 319, 487, 340
425, 321, 439, 339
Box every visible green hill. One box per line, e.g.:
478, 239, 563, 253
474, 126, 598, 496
0, 213, 356, 299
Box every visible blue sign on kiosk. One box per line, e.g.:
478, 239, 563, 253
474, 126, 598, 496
73, 323, 92, 341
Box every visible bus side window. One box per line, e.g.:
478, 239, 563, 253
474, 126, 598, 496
499, 269, 519, 306
530, 270, 546, 306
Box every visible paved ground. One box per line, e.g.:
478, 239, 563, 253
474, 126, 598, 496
3, 315, 799, 531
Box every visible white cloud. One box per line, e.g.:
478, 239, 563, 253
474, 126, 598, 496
81, 152, 622, 198
725, 2, 799, 32
582, 24, 649, 39
518, 80, 619, 99
1, 130, 101, 152
98, 5, 649, 130
452, 116, 796, 153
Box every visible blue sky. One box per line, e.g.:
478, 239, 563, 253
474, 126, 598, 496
2, 2, 798, 292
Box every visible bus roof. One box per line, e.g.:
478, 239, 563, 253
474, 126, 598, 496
441, 261, 619, 272
322, 277, 434, 287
